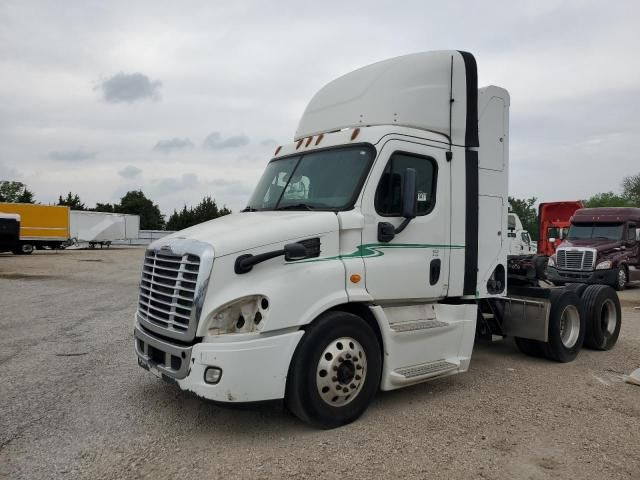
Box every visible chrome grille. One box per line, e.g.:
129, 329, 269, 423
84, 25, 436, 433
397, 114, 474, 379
138, 250, 200, 338
557, 249, 595, 271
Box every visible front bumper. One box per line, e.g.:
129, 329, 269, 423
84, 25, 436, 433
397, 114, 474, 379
546, 266, 618, 286
134, 322, 304, 403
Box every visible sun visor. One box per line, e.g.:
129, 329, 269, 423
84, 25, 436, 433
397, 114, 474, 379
295, 50, 478, 148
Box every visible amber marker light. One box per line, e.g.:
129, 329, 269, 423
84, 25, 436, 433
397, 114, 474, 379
296, 139, 304, 149
351, 128, 360, 141
274, 146, 282, 156
350, 274, 361, 284
305, 136, 313, 147
315, 134, 324, 145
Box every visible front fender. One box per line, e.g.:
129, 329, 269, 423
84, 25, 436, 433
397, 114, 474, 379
196, 232, 348, 336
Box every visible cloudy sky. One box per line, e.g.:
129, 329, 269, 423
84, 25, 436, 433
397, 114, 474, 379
1, 1, 639, 215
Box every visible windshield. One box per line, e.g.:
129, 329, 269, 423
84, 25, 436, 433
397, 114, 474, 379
567, 223, 624, 241
245, 146, 374, 211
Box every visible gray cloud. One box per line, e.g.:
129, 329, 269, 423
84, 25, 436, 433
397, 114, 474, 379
260, 138, 278, 147
49, 148, 98, 162
203, 132, 250, 150
153, 137, 194, 154
98, 72, 162, 104
118, 165, 142, 179
153, 173, 199, 194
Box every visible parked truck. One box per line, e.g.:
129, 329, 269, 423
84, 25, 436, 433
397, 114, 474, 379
69, 210, 140, 248
507, 211, 535, 256
538, 201, 583, 256
0, 203, 69, 254
0, 212, 20, 253
547, 207, 640, 290
134, 51, 622, 428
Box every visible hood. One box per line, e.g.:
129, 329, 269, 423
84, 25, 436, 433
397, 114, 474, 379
559, 238, 622, 253
155, 211, 340, 257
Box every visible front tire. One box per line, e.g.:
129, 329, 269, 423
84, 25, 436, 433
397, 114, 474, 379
582, 285, 621, 350
615, 266, 627, 291
286, 311, 381, 429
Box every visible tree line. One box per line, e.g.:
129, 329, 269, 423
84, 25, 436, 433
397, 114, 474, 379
0, 181, 230, 231
510, 172, 640, 240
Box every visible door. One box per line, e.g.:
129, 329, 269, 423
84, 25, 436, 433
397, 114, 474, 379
360, 140, 451, 301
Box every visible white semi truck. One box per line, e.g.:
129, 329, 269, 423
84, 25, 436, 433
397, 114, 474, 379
134, 51, 621, 428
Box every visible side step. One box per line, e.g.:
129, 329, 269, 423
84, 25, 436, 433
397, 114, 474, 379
390, 319, 448, 332
390, 360, 459, 386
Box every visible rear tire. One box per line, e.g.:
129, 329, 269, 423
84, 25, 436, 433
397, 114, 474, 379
13, 243, 34, 255
285, 311, 381, 429
582, 285, 621, 350
542, 290, 585, 362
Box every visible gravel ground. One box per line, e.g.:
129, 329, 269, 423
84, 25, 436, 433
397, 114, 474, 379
1, 248, 639, 480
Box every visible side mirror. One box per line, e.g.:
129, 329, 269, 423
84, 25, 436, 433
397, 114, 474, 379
402, 167, 417, 220
377, 168, 418, 242
284, 242, 307, 261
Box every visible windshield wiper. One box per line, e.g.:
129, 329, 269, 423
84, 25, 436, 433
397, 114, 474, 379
275, 203, 315, 211
241, 207, 257, 212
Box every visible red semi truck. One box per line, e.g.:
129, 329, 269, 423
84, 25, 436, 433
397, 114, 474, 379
537, 201, 583, 257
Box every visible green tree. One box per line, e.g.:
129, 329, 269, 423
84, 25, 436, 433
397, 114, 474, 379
583, 192, 632, 208
94, 203, 116, 212
622, 173, 640, 206
0, 181, 35, 203
57, 192, 85, 210
165, 196, 231, 231
508, 196, 538, 240
117, 190, 165, 230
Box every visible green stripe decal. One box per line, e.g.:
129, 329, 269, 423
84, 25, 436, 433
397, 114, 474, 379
298, 243, 465, 263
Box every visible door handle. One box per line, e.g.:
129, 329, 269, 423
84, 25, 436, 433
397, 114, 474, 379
429, 259, 441, 285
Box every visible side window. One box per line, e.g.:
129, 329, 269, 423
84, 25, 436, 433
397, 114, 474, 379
629, 224, 637, 241
375, 152, 437, 216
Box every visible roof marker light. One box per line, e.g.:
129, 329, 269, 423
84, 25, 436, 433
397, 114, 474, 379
305, 136, 313, 147
351, 128, 360, 141
274, 146, 282, 156
315, 134, 324, 145
296, 139, 303, 150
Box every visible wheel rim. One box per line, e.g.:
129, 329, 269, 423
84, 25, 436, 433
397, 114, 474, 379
22, 244, 33, 253
618, 268, 626, 289
600, 298, 617, 336
559, 305, 580, 348
316, 337, 367, 407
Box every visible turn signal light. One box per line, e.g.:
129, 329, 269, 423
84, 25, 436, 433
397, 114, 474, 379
350, 274, 361, 284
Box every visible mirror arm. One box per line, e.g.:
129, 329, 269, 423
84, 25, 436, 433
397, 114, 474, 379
235, 249, 286, 274
394, 217, 412, 235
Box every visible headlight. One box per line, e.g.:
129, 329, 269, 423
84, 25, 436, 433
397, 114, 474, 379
204, 295, 269, 335
548, 255, 556, 268
596, 260, 612, 270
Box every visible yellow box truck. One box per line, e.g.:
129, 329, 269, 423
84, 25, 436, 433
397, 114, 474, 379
0, 203, 69, 254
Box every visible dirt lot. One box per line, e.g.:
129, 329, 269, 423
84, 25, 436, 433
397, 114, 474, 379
1, 248, 639, 480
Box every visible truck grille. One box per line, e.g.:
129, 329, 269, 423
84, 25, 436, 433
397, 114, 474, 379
557, 249, 595, 271
138, 249, 202, 340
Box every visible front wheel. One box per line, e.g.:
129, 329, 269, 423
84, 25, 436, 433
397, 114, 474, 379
615, 266, 627, 291
286, 311, 381, 429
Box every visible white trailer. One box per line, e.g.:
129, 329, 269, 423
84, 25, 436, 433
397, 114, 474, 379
70, 211, 140, 248
133, 51, 621, 428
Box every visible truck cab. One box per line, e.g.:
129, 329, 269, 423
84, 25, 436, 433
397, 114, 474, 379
547, 207, 640, 290
537, 201, 583, 257
134, 51, 621, 428
507, 212, 535, 256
